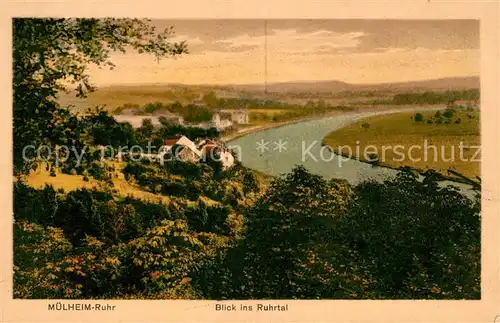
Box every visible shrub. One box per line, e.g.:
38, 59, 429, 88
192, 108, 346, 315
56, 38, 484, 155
87, 161, 113, 181
443, 108, 455, 119
185, 199, 231, 234
414, 113, 424, 123
242, 170, 259, 195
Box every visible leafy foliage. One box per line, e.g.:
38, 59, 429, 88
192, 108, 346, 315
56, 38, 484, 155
414, 112, 424, 123
13, 18, 481, 301
193, 166, 480, 300
13, 18, 186, 175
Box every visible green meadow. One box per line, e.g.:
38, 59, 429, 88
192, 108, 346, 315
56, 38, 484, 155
323, 109, 480, 179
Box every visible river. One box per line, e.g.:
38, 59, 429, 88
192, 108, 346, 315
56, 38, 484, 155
228, 107, 478, 198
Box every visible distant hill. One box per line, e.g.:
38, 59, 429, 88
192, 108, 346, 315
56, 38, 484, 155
355, 76, 480, 92
224, 76, 480, 94
58, 76, 480, 111
226, 80, 354, 94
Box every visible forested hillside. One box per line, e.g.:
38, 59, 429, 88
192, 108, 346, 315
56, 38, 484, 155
15, 162, 481, 299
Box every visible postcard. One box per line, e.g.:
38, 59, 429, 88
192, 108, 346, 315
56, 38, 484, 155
1, 1, 499, 322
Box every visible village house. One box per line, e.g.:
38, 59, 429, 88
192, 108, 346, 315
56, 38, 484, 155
158, 135, 235, 169
200, 144, 235, 170
211, 112, 233, 130
194, 138, 216, 150
219, 108, 249, 125
231, 107, 249, 124
158, 135, 202, 163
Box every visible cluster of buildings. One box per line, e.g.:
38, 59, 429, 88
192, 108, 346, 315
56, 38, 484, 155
197, 108, 249, 130
114, 108, 249, 131
159, 135, 236, 169
447, 99, 480, 109
117, 135, 236, 169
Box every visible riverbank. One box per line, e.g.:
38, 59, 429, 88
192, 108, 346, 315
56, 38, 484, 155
321, 144, 480, 188
227, 103, 479, 193
322, 108, 480, 186
222, 104, 445, 143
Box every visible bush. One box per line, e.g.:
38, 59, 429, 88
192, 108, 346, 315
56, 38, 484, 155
414, 113, 424, 123
87, 161, 113, 181
443, 108, 455, 118
185, 199, 231, 234
164, 160, 208, 180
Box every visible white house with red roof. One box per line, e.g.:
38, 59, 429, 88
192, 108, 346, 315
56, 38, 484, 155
158, 135, 202, 163
200, 144, 235, 169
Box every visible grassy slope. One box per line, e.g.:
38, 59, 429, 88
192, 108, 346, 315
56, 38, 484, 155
24, 161, 272, 206
25, 163, 173, 205
323, 109, 480, 179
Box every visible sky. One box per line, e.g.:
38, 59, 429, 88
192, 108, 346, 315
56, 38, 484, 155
88, 19, 479, 86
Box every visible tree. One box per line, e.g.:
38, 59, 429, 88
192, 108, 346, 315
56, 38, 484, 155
136, 118, 155, 144
338, 171, 480, 299
414, 113, 424, 123
201, 166, 358, 299
443, 108, 455, 119
13, 18, 187, 175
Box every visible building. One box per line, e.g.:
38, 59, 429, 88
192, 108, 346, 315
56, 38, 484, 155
159, 136, 202, 163
454, 100, 480, 109
231, 108, 249, 124
174, 145, 203, 163
211, 112, 233, 130
201, 144, 235, 169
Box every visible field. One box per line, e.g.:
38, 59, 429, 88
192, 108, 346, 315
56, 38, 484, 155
323, 109, 480, 179
24, 162, 173, 205
24, 161, 273, 205
57, 85, 217, 112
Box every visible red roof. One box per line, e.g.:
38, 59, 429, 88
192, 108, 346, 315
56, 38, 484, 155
202, 144, 218, 155
164, 137, 182, 146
